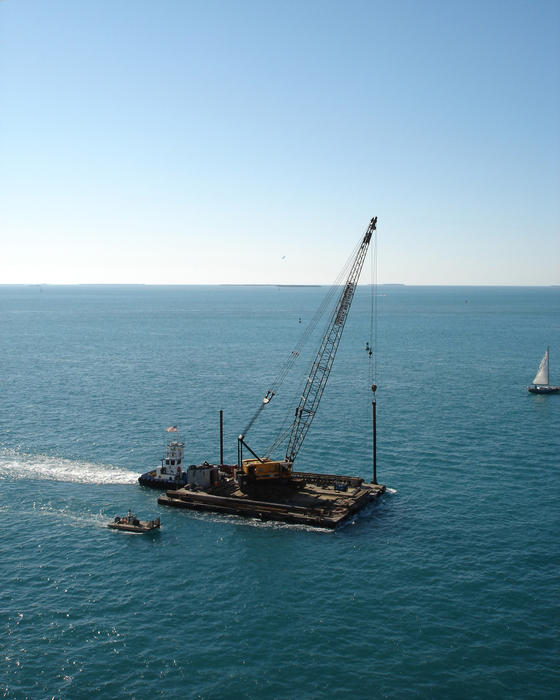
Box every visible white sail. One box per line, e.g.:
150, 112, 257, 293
532, 348, 549, 386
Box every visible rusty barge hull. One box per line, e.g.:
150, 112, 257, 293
157, 473, 386, 529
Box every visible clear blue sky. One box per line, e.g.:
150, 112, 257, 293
1, 0, 558, 285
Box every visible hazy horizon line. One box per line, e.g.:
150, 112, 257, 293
1, 283, 558, 288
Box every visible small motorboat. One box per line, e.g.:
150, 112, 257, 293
108, 510, 161, 533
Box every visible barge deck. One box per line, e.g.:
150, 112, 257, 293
158, 472, 385, 529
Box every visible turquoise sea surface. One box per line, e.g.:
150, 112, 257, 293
1, 285, 559, 699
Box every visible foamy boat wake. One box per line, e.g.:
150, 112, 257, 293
0, 449, 140, 484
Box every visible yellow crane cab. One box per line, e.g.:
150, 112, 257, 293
241, 458, 293, 481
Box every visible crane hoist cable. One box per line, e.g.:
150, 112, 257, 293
284, 217, 376, 464
237, 217, 377, 483
240, 235, 363, 438
368, 229, 378, 386
266, 222, 379, 460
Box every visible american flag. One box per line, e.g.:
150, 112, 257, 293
166, 426, 178, 432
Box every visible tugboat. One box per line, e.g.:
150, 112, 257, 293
139, 429, 189, 489
108, 510, 161, 533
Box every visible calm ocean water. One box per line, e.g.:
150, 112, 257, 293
1, 285, 559, 699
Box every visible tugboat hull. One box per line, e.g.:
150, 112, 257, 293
138, 471, 187, 490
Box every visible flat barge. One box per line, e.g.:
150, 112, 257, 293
158, 470, 385, 529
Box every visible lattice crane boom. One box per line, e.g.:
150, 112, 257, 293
285, 216, 377, 464
237, 216, 377, 487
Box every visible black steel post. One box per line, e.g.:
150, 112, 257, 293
219, 410, 224, 465
372, 384, 377, 484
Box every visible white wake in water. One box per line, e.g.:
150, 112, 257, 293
0, 449, 140, 484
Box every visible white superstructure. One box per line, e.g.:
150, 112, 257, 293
153, 440, 185, 483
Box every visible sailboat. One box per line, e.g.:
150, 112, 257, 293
527, 347, 560, 394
